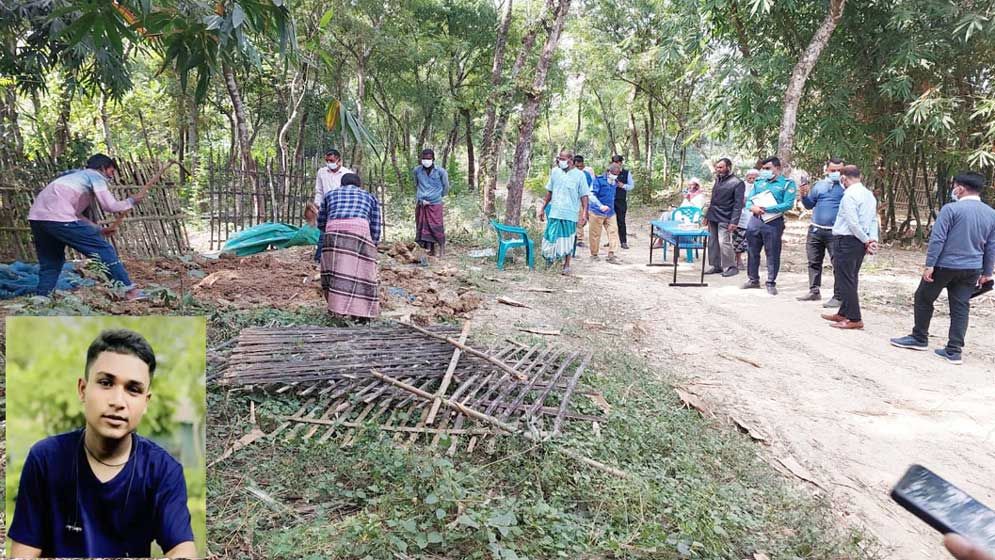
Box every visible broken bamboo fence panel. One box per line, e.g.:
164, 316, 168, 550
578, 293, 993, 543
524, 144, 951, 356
553, 352, 592, 436
371, 371, 629, 479
426, 321, 472, 425
400, 321, 528, 381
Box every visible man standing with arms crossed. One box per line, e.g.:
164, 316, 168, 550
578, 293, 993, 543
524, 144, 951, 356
798, 157, 846, 306
890, 171, 995, 364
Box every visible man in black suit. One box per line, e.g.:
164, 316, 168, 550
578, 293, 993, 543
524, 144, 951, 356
703, 158, 746, 276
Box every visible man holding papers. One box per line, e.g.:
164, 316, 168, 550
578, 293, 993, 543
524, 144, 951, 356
821, 165, 878, 330
742, 157, 798, 295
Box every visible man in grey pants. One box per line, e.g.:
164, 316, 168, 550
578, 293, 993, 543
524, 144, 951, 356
703, 158, 745, 277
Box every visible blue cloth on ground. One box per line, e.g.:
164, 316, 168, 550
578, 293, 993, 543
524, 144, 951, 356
0, 261, 95, 299
222, 222, 321, 257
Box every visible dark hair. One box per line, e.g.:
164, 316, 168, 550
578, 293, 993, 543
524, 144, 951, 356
760, 156, 781, 168
828, 156, 844, 165
85, 154, 119, 173
421, 148, 435, 158
717, 157, 732, 168
85, 329, 156, 382
953, 171, 986, 192
841, 165, 861, 179
325, 149, 341, 158
610, 155, 624, 163
341, 173, 362, 188
573, 155, 585, 163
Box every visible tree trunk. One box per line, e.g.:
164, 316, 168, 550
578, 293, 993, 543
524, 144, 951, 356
222, 61, 261, 219
187, 98, 199, 183
0, 85, 24, 160
442, 112, 460, 168
776, 0, 846, 171
51, 78, 74, 160
417, 105, 435, 155
627, 86, 640, 163
278, 65, 309, 197
478, 0, 516, 199
462, 107, 475, 190
481, 3, 545, 217
592, 87, 617, 155
573, 78, 584, 151
99, 93, 114, 154
504, 0, 572, 226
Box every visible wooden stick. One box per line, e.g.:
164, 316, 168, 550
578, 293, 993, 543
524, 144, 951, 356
399, 322, 528, 381
426, 321, 471, 425
371, 371, 629, 479
553, 352, 591, 436
277, 416, 499, 436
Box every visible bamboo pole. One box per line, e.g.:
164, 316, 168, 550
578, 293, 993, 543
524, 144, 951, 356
399, 322, 528, 381
371, 371, 629, 479
426, 321, 471, 425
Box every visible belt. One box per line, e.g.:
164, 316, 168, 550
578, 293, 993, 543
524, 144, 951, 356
811, 223, 833, 230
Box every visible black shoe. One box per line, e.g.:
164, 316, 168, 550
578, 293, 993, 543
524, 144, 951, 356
704, 267, 723, 275
766, 285, 778, 295
621, 243, 630, 250
721, 268, 739, 277
742, 281, 761, 289
796, 291, 821, 301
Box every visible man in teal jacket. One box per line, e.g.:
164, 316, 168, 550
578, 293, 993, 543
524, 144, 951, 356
742, 156, 798, 295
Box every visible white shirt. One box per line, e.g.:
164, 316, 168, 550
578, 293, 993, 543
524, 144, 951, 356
831, 182, 879, 243
314, 166, 354, 205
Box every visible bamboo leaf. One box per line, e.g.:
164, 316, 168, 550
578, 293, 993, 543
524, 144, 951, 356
325, 99, 341, 131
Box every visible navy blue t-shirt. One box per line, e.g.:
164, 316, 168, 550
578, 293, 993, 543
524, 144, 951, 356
9, 429, 194, 557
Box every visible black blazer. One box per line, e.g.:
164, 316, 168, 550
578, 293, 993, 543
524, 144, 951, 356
705, 174, 745, 225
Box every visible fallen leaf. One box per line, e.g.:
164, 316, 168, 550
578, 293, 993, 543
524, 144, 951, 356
586, 392, 612, 415
731, 416, 768, 443
195, 270, 240, 289
675, 388, 715, 418
497, 296, 530, 308
718, 352, 762, 368
776, 455, 824, 489
754, 553, 771, 560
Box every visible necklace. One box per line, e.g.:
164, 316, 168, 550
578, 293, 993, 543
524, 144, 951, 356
83, 434, 131, 467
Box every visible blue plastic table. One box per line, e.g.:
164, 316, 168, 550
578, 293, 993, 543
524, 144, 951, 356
648, 220, 711, 287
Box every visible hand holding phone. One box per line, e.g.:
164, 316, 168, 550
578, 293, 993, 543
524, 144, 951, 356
891, 465, 995, 552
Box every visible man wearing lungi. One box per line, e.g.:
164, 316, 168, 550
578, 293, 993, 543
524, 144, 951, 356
318, 173, 383, 319
412, 148, 450, 257
540, 149, 590, 275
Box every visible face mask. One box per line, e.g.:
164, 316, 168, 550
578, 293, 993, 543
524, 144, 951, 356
326, 162, 339, 171
607, 174, 618, 182
557, 160, 569, 170
827, 171, 841, 182
950, 188, 960, 202
759, 170, 774, 180
421, 159, 433, 168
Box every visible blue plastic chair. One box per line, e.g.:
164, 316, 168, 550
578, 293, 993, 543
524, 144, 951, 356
661, 206, 704, 262
491, 220, 535, 270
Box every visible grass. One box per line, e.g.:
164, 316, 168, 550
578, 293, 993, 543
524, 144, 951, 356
206, 306, 875, 559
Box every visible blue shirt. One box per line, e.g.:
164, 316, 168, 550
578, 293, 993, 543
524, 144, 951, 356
544, 167, 589, 222
589, 174, 617, 218
412, 166, 450, 204
317, 185, 382, 244
831, 182, 879, 243
746, 175, 798, 216
9, 429, 194, 558
802, 178, 845, 227
926, 197, 995, 275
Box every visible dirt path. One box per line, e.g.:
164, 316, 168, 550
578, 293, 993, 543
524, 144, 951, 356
472, 210, 995, 559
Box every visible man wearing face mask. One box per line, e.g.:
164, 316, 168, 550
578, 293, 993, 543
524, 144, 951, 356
890, 172, 995, 364
822, 165, 878, 330
798, 157, 846, 305
308, 149, 354, 260
702, 158, 745, 277
574, 155, 595, 247
540, 150, 590, 274
610, 155, 635, 249
743, 156, 798, 295
412, 148, 451, 257
733, 168, 760, 270
28, 154, 147, 300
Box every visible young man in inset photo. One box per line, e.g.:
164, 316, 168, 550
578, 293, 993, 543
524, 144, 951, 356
8, 329, 196, 559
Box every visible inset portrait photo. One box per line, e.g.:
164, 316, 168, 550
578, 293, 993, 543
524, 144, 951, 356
4, 316, 207, 559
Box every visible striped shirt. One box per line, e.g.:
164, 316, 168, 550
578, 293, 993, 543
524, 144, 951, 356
317, 185, 382, 244
28, 169, 134, 222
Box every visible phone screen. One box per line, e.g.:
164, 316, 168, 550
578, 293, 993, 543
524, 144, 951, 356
895, 465, 995, 548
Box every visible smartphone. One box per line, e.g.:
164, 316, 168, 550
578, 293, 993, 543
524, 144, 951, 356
891, 464, 995, 549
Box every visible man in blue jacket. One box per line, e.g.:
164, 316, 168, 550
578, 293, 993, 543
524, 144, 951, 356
890, 171, 995, 364
587, 169, 620, 264
798, 157, 846, 306
742, 156, 798, 295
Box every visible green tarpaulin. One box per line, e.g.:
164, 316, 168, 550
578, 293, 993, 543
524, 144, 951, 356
221, 223, 321, 257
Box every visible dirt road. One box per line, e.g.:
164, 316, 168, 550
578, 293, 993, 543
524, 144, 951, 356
474, 213, 995, 559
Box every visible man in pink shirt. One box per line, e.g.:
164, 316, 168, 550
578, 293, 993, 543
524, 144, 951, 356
28, 154, 146, 299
